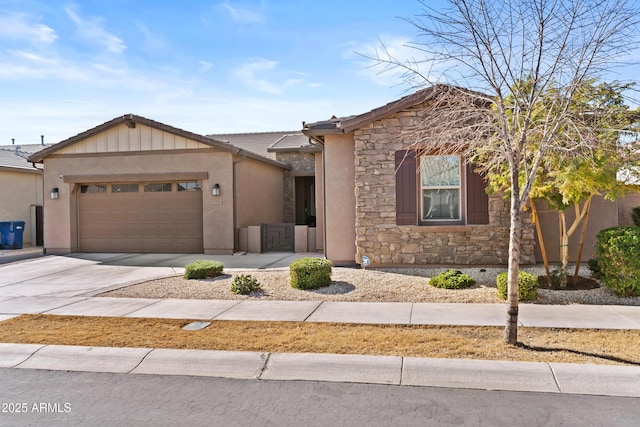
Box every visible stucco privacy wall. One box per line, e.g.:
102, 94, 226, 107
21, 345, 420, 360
0, 168, 43, 246
42, 123, 236, 254
533, 196, 618, 263
352, 103, 536, 265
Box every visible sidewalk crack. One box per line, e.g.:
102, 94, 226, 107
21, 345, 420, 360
547, 363, 562, 393
127, 348, 155, 374
257, 352, 272, 380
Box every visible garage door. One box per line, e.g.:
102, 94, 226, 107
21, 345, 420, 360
78, 181, 203, 253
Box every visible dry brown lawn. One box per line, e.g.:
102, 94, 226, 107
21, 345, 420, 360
1, 314, 639, 366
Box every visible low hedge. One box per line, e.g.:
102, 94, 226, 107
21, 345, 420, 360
496, 271, 538, 301
184, 260, 224, 279
429, 269, 475, 289
596, 226, 640, 297
290, 257, 332, 290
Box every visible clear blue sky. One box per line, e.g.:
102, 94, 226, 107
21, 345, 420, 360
1, 0, 638, 146
0, 0, 427, 145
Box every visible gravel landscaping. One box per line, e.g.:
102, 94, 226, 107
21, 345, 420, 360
101, 265, 640, 306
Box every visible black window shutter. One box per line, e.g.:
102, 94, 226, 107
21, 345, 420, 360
466, 164, 489, 224
395, 150, 418, 225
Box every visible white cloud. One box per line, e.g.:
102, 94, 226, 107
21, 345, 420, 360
0, 13, 58, 44
65, 6, 126, 54
199, 61, 214, 74
234, 59, 303, 95
9, 50, 56, 65
219, 1, 265, 23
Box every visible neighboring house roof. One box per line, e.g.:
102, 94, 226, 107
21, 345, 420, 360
0, 145, 45, 173
207, 131, 316, 160
27, 114, 289, 169
302, 84, 488, 137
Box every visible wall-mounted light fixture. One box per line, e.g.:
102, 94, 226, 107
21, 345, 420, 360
212, 183, 221, 196
50, 188, 59, 200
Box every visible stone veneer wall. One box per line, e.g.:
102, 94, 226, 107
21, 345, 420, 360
353, 104, 536, 265
276, 152, 316, 223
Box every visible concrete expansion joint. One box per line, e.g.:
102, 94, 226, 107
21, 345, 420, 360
211, 300, 243, 319
302, 302, 323, 322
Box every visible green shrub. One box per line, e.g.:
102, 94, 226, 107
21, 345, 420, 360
429, 269, 475, 289
183, 260, 224, 279
230, 274, 262, 295
596, 226, 640, 297
632, 206, 640, 227
496, 271, 539, 301
587, 258, 604, 280
290, 257, 332, 290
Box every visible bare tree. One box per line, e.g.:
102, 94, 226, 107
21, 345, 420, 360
372, 0, 639, 344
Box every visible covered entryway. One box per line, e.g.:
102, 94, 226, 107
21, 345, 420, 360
78, 181, 203, 253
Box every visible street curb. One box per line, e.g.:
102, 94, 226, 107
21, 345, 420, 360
2, 343, 639, 398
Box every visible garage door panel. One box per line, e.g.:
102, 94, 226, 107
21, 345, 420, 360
79, 182, 203, 253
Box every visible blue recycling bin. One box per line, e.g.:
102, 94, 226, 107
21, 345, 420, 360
0, 222, 8, 248
1, 221, 25, 249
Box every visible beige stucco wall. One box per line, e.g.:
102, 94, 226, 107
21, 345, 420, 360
314, 152, 324, 252
234, 156, 285, 230
0, 168, 43, 247
323, 134, 356, 263
42, 148, 235, 254
617, 192, 640, 227
534, 196, 618, 263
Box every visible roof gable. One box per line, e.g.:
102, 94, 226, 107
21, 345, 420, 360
28, 114, 289, 169
302, 84, 488, 136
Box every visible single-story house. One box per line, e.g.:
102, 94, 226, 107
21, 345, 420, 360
27, 115, 321, 255
302, 86, 639, 266
26, 87, 639, 264
0, 144, 48, 247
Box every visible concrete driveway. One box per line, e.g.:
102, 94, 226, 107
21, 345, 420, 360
0, 252, 320, 299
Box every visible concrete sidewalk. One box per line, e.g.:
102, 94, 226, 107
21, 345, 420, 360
1, 297, 639, 329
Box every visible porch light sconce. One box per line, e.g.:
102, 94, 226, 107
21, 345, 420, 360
212, 183, 221, 196
50, 188, 59, 200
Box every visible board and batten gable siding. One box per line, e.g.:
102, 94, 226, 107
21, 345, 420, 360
54, 123, 212, 154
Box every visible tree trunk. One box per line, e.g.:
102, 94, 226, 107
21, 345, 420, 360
573, 198, 592, 285
559, 211, 569, 287
503, 189, 522, 345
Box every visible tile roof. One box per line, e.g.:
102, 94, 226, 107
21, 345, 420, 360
207, 131, 314, 159
0, 145, 44, 171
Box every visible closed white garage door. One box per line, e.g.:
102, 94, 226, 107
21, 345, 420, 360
78, 181, 203, 253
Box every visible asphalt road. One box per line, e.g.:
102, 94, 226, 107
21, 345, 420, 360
1, 369, 638, 427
